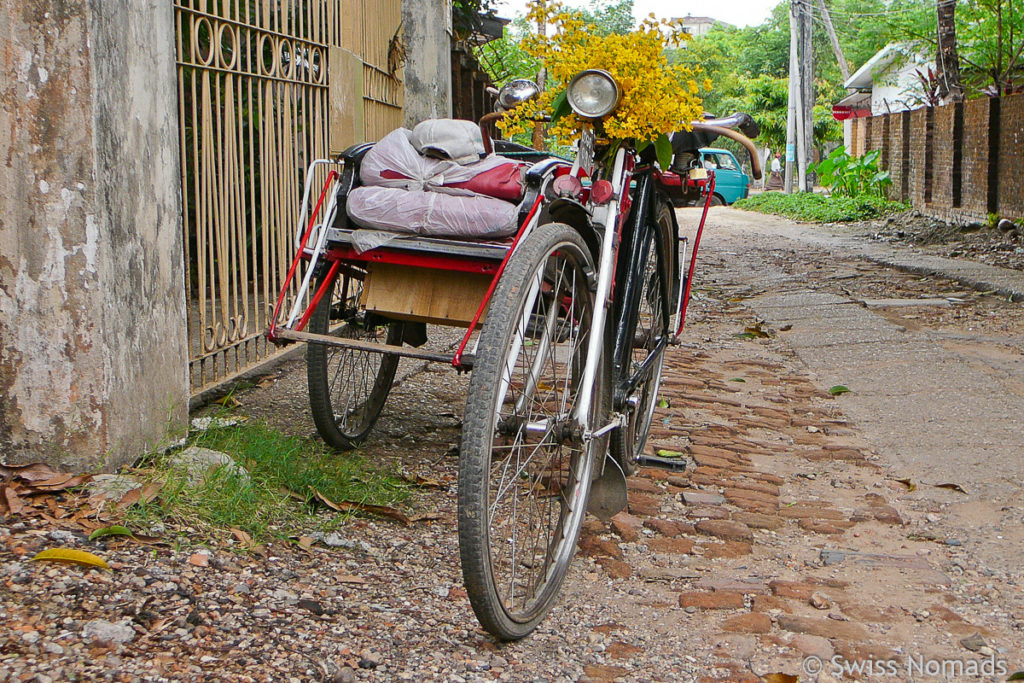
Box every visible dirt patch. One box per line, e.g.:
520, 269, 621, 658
849, 209, 1024, 272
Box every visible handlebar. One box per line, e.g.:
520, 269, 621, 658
479, 109, 762, 180
691, 122, 763, 181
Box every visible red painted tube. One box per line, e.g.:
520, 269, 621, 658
676, 171, 716, 335
267, 170, 338, 341
451, 193, 545, 369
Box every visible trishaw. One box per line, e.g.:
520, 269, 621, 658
268, 73, 761, 640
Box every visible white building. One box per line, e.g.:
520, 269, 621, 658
676, 15, 734, 37
835, 42, 934, 150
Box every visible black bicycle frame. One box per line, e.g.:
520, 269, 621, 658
610, 169, 677, 409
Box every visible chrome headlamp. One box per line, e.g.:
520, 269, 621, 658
495, 79, 541, 112
566, 69, 621, 120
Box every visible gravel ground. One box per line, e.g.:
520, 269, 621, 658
3, 210, 1023, 682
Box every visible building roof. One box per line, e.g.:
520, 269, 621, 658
677, 15, 736, 29
844, 42, 914, 90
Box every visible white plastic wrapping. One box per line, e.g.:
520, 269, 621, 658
359, 128, 522, 197
346, 186, 519, 239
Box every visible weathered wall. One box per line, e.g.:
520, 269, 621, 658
0, 1, 188, 470
401, 0, 452, 126
853, 94, 1024, 225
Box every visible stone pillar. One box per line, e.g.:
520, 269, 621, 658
401, 0, 452, 126
0, 1, 188, 471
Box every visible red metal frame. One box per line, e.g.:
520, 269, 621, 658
676, 171, 716, 335
321, 246, 501, 275
452, 193, 546, 369
267, 170, 338, 342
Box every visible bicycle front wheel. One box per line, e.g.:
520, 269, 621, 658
611, 201, 672, 474
307, 268, 403, 450
459, 224, 605, 641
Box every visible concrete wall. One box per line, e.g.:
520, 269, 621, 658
0, 1, 188, 470
401, 0, 452, 126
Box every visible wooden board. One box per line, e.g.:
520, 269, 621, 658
360, 263, 492, 327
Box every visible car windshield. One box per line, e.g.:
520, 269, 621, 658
712, 153, 738, 171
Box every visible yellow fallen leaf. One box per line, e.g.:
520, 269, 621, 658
894, 478, 917, 492
31, 548, 110, 570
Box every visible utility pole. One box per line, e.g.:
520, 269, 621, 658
817, 0, 850, 83
785, 0, 799, 193
800, 0, 815, 192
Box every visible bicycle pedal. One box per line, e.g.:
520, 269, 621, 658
636, 454, 688, 471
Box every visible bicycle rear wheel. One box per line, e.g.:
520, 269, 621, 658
307, 268, 402, 450
458, 224, 606, 641
610, 202, 672, 474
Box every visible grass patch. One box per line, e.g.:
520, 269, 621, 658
127, 421, 412, 542
734, 192, 908, 223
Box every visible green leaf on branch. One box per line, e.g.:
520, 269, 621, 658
654, 133, 673, 171
550, 90, 570, 122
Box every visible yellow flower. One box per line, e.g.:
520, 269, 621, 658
498, 0, 711, 148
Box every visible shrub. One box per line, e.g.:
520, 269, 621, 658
734, 192, 907, 223
813, 146, 892, 198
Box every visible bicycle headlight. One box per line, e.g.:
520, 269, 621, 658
496, 78, 541, 111
566, 69, 621, 119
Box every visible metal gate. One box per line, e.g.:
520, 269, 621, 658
174, 0, 404, 395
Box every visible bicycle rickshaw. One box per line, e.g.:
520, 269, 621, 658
268, 73, 761, 640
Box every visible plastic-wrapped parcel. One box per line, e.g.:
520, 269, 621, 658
346, 126, 525, 239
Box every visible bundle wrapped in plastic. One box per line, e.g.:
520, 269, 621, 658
346, 186, 519, 238
345, 125, 526, 239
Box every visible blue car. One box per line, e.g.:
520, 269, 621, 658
699, 148, 750, 205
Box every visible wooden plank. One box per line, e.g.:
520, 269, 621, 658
329, 47, 364, 155
361, 263, 491, 327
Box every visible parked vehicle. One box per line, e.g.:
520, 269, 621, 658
267, 73, 760, 640
699, 148, 750, 205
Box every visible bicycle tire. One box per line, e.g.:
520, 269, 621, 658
610, 201, 672, 475
458, 224, 607, 641
307, 268, 402, 450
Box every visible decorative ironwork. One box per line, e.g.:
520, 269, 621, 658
174, 0, 403, 394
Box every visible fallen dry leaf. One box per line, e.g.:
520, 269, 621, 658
337, 574, 366, 584
32, 474, 91, 492
188, 552, 210, 567
309, 487, 412, 525
762, 674, 798, 683
296, 536, 315, 551
2, 485, 26, 515
139, 483, 162, 503
72, 515, 103, 532
935, 482, 968, 494
116, 488, 141, 511
408, 513, 443, 523
0, 463, 60, 483
894, 477, 917, 491
230, 528, 253, 546
31, 548, 110, 570
33, 474, 75, 489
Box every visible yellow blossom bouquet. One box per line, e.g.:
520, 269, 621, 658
498, 0, 712, 169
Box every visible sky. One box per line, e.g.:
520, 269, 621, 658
491, 0, 781, 29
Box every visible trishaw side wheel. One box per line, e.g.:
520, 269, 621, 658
458, 224, 607, 641
610, 202, 672, 475
307, 269, 402, 451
